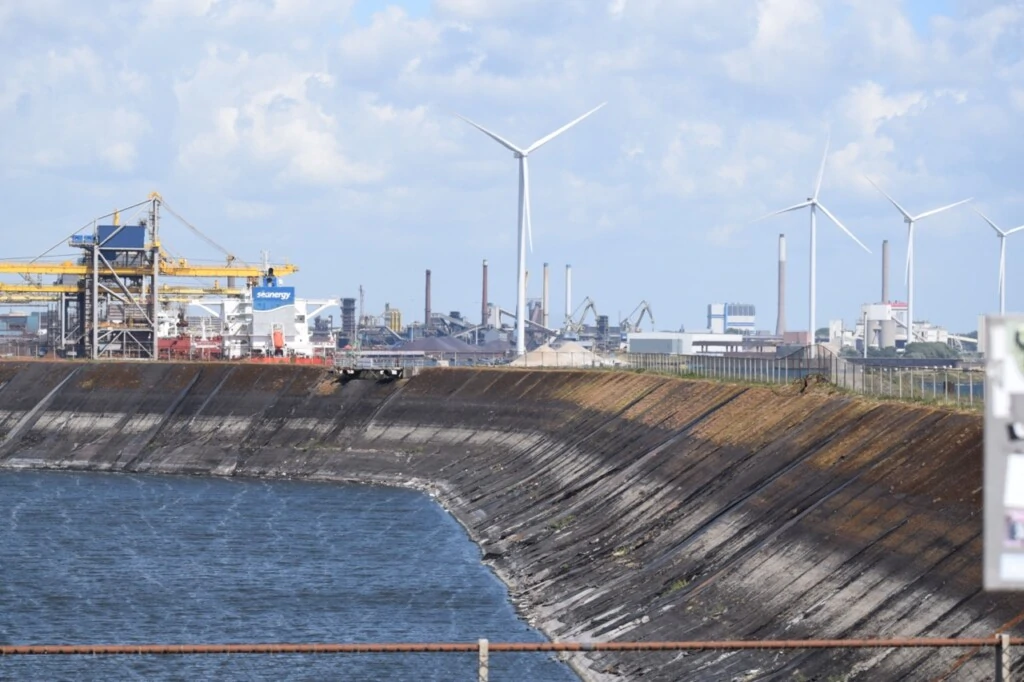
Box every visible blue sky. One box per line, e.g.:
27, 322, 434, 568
1, 0, 1022, 333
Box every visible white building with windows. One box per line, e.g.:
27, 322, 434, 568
707, 303, 755, 334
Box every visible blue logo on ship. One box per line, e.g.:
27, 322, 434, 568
253, 287, 295, 310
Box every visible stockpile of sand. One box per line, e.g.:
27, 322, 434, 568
509, 341, 609, 367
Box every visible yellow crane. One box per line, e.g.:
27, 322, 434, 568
0, 260, 296, 278
1, 192, 301, 360
0, 192, 297, 281
0, 282, 248, 299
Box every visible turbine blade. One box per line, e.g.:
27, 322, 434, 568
914, 197, 972, 221
864, 175, 913, 221
456, 114, 523, 154
973, 206, 1006, 236
813, 133, 830, 201
1005, 224, 1024, 236
525, 102, 607, 155
523, 156, 533, 253
750, 201, 812, 224
817, 202, 870, 253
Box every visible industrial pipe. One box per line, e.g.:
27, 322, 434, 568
542, 263, 550, 329
425, 269, 432, 331
776, 234, 786, 336
481, 259, 488, 329
565, 264, 572, 327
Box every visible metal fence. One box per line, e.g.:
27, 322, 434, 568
1, 636, 1014, 681
624, 345, 985, 409
331, 345, 985, 409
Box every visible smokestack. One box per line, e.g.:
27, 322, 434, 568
881, 239, 889, 303
425, 269, 432, 331
481, 259, 488, 328
776, 234, 786, 336
565, 264, 572, 326
542, 262, 550, 329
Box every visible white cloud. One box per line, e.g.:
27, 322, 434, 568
1012, 88, 1024, 112
0, 46, 149, 172
144, 0, 216, 22
0, 0, 1022, 333
175, 50, 383, 188
433, 0, 546, 21
338, 7, 444, 71
723, 0, 828, 85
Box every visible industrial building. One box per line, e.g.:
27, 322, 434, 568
627, 332, 745, 356
0, 193, 304, 360
0, 194, 667, 363
707, 303, 756, 335
832, 240, 973, 354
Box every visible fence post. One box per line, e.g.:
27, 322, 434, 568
997, 633, 1011, 682
970, 371, 974, 407
479, 638, 489, 682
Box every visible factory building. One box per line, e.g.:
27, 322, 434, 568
707, 303, 756, 335
0, 311, 47, 337
627, 331, 744, 355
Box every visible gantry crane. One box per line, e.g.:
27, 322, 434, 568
0, 192, 298, 359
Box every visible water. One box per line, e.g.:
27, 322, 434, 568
0, 471, 577, 681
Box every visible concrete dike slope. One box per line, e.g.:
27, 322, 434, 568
0, 361, 1020, 680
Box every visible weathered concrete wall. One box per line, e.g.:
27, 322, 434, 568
0, 361, 1018, 680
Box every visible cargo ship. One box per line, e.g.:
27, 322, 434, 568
158, 269, 338, 361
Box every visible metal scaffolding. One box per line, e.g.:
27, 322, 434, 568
70, 196, 160, 359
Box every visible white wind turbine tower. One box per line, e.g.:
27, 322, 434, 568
864, 177, 971, 343
755, 136, 870, 357
457, 103, 606, 356
973, 208, 1024, 316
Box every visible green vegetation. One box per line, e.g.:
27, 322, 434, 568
902, 342, 961, 359
666, 577, 690, 594
840, 342, 960, 359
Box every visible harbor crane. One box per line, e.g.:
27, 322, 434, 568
565, 296, 599, 335
620, 300, 655, 334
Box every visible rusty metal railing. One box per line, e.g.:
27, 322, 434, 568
1, 636, 1018, 681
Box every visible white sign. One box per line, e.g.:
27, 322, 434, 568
984, 315, 1024, 590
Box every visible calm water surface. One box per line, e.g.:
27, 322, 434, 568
0, 471, 576, 681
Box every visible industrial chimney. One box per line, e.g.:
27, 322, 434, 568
481, 259, 488, 329
880, 239, 897, 349
542, 262, 550, 329
775, 234, 786, 336
424, 269, 432, 331
565, 264, 572, 327
881, 239, 889, 303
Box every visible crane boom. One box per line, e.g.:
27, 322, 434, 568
160, 200, 248, 267
621, 300, 655, 333
0, 261, 296, 278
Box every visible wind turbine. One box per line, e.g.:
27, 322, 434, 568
754, 136, 870, 357
457, 102, 607, 356
864, 177, 971, 344
973, 208, 1024, 316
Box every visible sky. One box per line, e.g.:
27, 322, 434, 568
1, 0, 1022, 334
